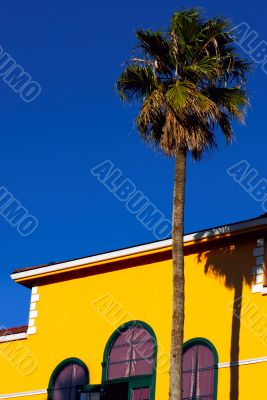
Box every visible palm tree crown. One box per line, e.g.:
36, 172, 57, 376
116, 9, 250, 159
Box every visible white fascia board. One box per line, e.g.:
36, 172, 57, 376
218, 355, 267, 368
0, 332, 27, 342
0, 390, 47, 399
11, 217, 267, 281
10, 239, 171, 280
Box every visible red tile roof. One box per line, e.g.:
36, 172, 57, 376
12, 262, 57, 274
0, 325, 28, 337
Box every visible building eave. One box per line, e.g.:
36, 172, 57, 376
11, 216, 267, 285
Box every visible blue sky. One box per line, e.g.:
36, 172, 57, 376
0, 0, 266, 327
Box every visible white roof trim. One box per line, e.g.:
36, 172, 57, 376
0, 390, 46, 399
218, 355, 267, 368
0, 332, 27, 342
11, 217, 267, 281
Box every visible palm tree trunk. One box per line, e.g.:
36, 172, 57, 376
169, 149, 186, 400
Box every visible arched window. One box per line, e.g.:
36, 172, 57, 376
102, 321, 157, 400
48, 358, 89, 400
182, 339, 218, 400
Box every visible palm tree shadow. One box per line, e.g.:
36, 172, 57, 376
195, 238, 254, 400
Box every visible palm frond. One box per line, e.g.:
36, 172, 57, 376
135, 89, 166, 148
116, 65, 157, 102
200, 17, 231, 45
183, 56, 219, 80
217, 111, 233, 142
166, 81, 195, 110
205, 86, 248, 121
170, 9, 202, 52
135, 30, 173, 72
219, 55, 252, 84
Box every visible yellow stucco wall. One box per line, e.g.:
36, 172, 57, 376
1, 234, 267, 399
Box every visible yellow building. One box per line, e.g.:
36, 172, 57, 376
1, 214, 267, 400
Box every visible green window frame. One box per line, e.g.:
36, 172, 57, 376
47, 357, 89, 400
183, 338, 218, 400
101, 321, 157, 400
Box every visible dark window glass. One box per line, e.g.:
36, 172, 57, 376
182, 344, 215, 400
107, 326, 155, 380
105, 382, 129, 400
52, 363, 87, 400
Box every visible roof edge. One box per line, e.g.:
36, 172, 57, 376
0, 325, 28, 338
10, 216, 267, 283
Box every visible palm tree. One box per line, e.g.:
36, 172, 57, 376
115, 9, 250, 400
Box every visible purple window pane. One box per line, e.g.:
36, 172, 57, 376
114, 328, 133, 345
109, 345, 131, 362
198, 369, 214, 397
141, 387, 150, 400
108, 361, 130, 379
200, 397, 213, 400
132, 327, 151, 344
132, 388, 141, 400
52, 363, 87, 400
197, 345, 214, 369
182, 344, 215, 400
52, 386, 70, 400
72, 364, 87, 385
131, 359, 153, 376
182, 371, 194, 399
182, 346, 197, 371
107, 327, 155, 380
53, 364, 72, 388
132, 387, 150, 400
132, 341, 154, 360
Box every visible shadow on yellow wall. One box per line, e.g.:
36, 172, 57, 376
196, 238, 254, 400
